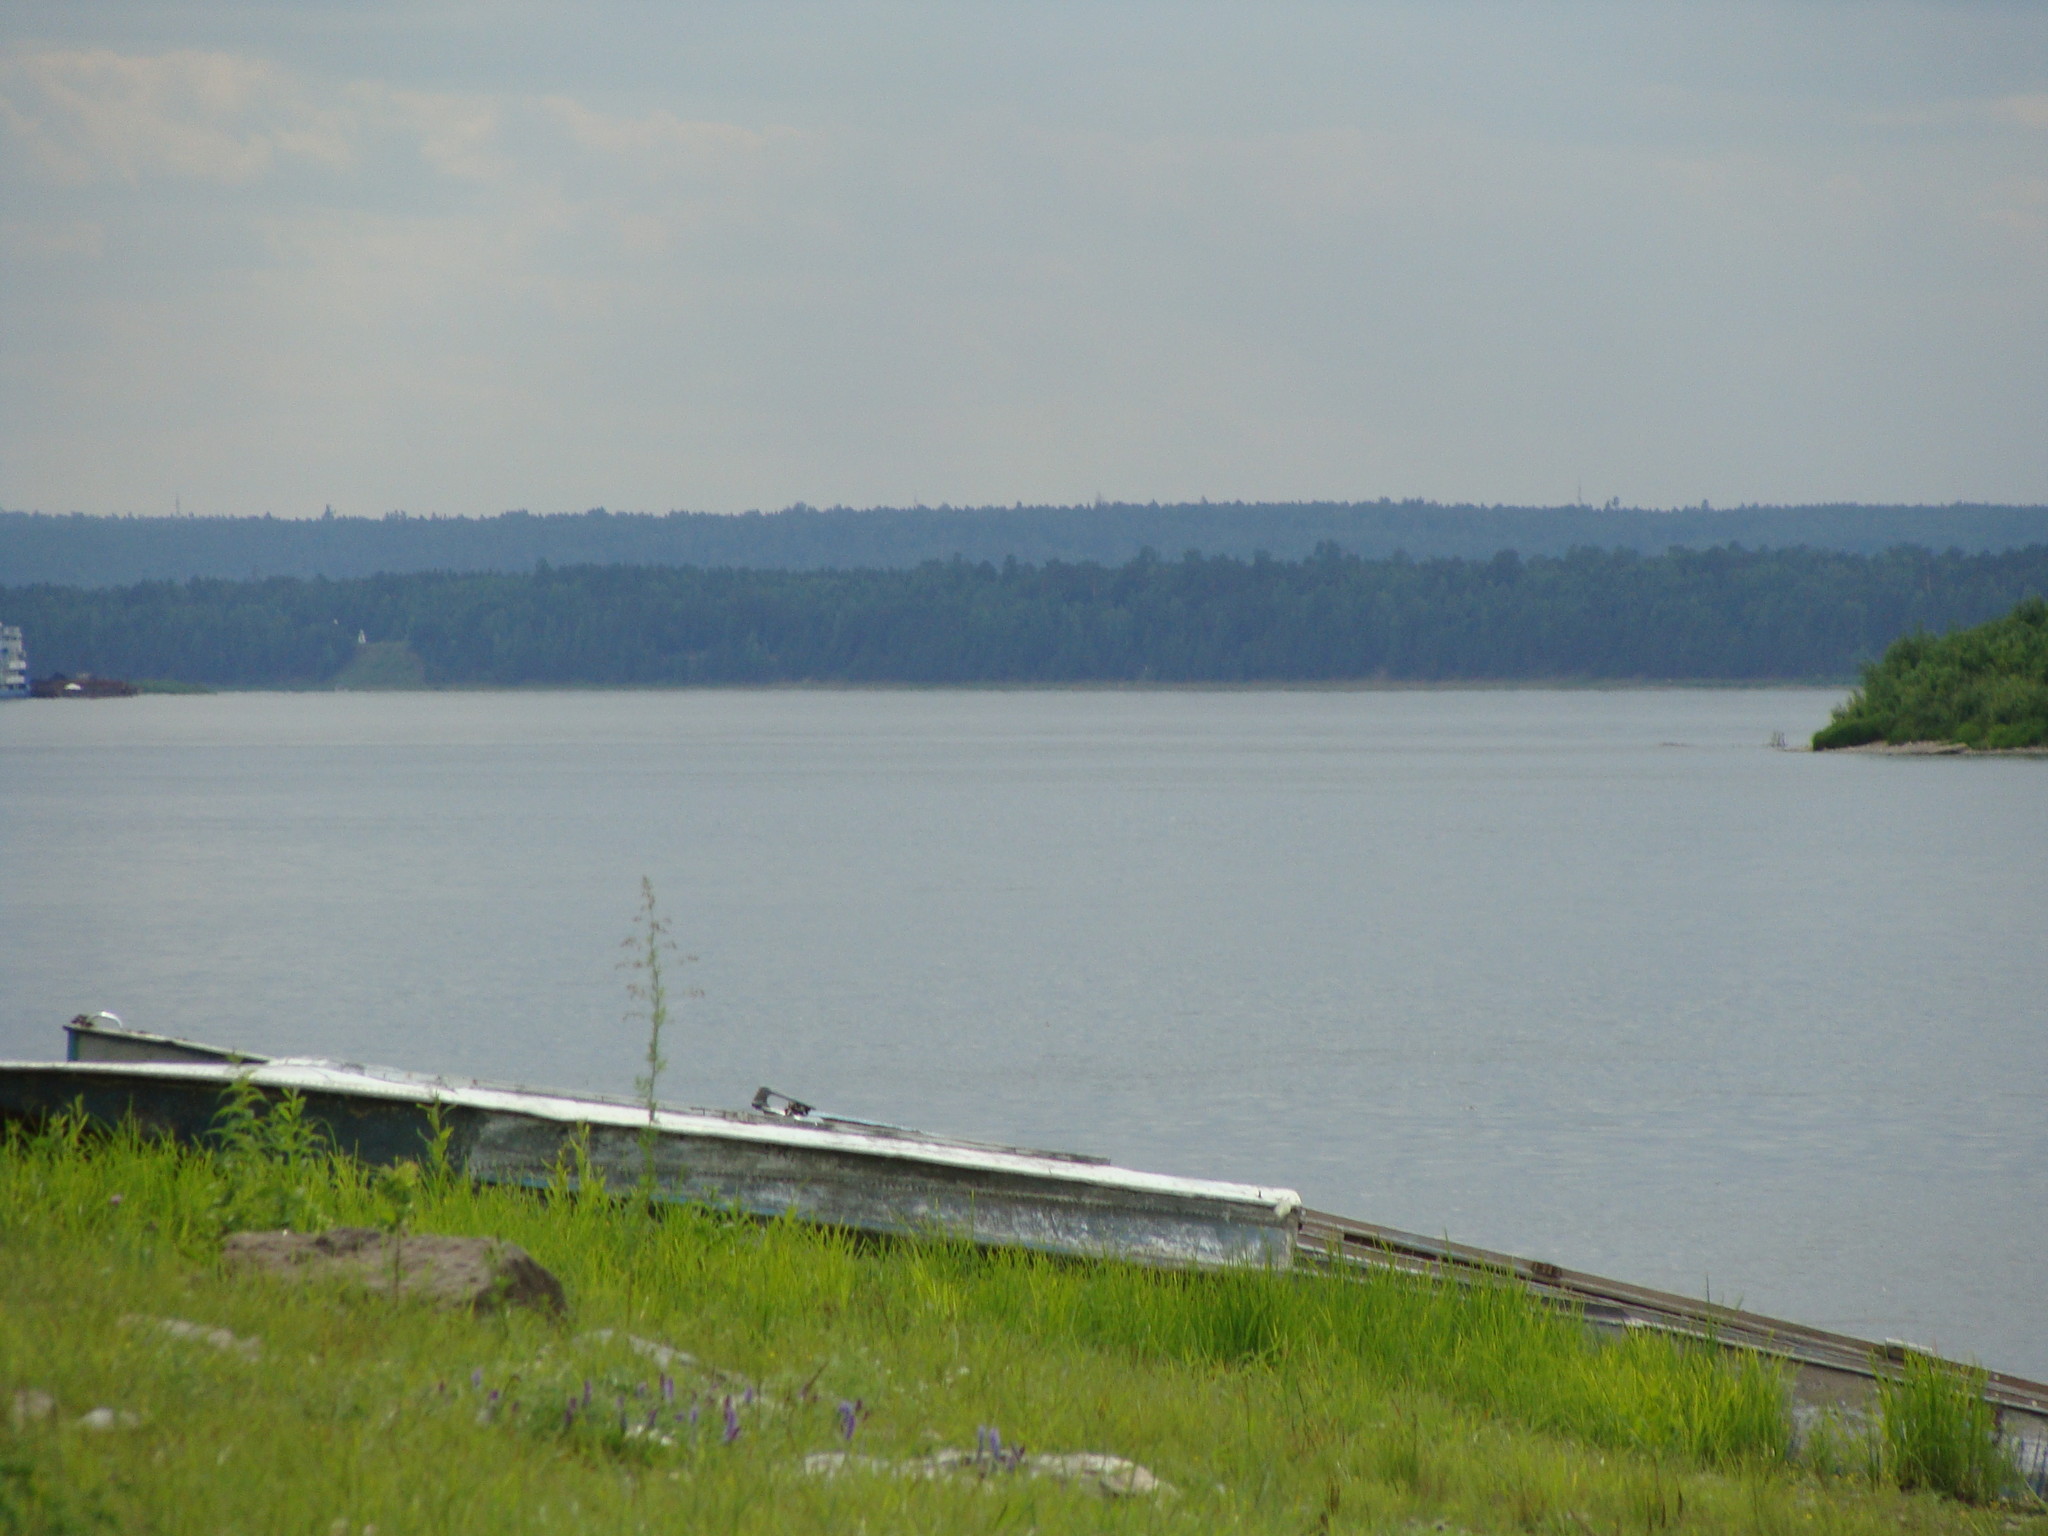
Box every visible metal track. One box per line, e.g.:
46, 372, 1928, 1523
1299, 1207, 2048, 1423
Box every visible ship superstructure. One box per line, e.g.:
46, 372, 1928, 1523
0, 625, 27, 699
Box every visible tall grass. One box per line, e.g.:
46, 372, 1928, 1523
1876, 1352, 2016, 1503
2, 1108, 2031, 1534
0, 1103, 1786, 1469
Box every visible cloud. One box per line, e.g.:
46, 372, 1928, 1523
0, 47, 801, 195
0, 218, 104, 260
2, 11, 2044, 515
0, 48, 354, 184
541, 97, 798, 170
1025, 124, 1417, 228
1993, 94, 2048, 131
364, 86, 510, 183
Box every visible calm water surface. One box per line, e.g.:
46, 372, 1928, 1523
3, 688, 2043, 1374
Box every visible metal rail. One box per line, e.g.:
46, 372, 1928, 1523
1298, 1207, 2048, 1422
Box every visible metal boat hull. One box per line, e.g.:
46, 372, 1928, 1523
0, 1053, 1300, 1269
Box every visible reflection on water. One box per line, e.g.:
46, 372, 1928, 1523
2, 687, 2044, 1373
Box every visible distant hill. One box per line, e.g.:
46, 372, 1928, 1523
4, 501, 2047, 587
8, 543, 2047, 688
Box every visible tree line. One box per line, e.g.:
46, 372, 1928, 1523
6, 542, 2048, 688
6, 501, 2048, 587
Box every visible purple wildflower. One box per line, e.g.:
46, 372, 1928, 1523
837, 1399, 863, 1443
722, 1395, 740, 1444
743, 1385, 755, 1407
487, 1389, 500, 1407
581, 1379, 592, 1408
564, 1399, 577, 1430
660, 1373, 674, 1404
688, 1403, 700, 1429
471, 1367, 483, 1390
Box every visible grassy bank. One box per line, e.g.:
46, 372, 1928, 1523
2, 1110, 2035, 1535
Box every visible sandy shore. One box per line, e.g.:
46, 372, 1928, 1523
1826, 740, 2048, 756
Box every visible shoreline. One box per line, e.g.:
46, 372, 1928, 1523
22, 676, 1858, 697
1825, 740, 2048, 757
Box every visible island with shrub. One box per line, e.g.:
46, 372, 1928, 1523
1814, 597, 2048, 750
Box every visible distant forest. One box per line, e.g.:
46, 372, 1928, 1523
5, 501, 2048, 586
7, 543, 2048, 687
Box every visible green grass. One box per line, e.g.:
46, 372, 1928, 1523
1814, 597, 2048, 750
1877, 1353, 2014, 1504
2, 1111, 2038, 1535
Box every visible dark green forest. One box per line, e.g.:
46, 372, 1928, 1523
6, 501, 2048, 586
1813, 598, 2048, 749
6, 543, 2047, 688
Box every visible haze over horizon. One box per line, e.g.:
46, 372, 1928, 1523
3, 2, 2045, 520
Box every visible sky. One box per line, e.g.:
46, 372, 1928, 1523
1, 1, 2044, 518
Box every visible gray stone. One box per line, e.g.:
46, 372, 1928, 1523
574, 1329, 697, 1372
122, 1314, 261, 1357
9, 1389, 55, 1427
220, 1227, 565, 1315
800, 1449, 1177, 1497
76, 1407, 144, 1431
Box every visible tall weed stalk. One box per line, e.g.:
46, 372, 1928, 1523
621, 876, 696, 1203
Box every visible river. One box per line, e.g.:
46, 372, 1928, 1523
3, 686, 2043, 1374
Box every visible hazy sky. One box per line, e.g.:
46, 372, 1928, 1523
2, 2, 2044, 517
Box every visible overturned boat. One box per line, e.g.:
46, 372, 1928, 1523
0, 1013, 1301, 1270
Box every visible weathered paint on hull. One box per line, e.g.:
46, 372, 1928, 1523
0, 1059, 1300, 1269
0, 1063, 446, 1169
470, 1114, 1292, 1267
67, 1020, 252, 1066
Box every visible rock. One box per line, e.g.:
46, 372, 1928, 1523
220, 1228, 565, 1315
77, 1407, 144, 1431
122, 1314, 261, 1357
1025, 1453, 1177, 1497
799, 1448, 1177, 1498
9, 1389, 56, 1427
566, 1329, 753, 1391
574, 1329, 697, 1372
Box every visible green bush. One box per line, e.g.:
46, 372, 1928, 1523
1815, 597, 2048, 749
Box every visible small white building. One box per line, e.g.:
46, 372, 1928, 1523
0, 625, 27, 699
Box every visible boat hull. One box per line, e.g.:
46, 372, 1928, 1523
0, 1059, 1299, 1269
471, 1112, 1292, 1267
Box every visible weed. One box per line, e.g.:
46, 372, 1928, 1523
1875, 1351, 2012, 1503
421, 1095, 456, 1190
620, 876, 697, 1204
208, 1076, 333, 1234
